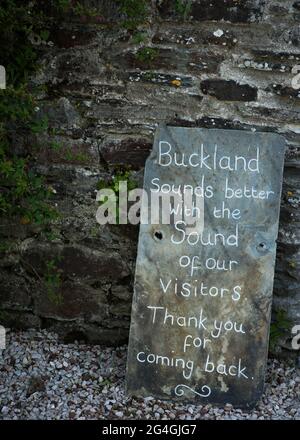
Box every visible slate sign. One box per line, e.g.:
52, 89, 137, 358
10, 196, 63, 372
126, 127, 285, 408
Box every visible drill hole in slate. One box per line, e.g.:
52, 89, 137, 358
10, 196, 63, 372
257, 242, 267, 251
154, 230, 163, 241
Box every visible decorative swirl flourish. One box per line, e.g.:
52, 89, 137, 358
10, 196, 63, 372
174, 384, 211, 398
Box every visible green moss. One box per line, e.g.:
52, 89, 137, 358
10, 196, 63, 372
269, 309, 291, 353
44, 258, 63, 305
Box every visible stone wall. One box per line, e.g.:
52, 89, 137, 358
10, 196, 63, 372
0, 0, 299, 352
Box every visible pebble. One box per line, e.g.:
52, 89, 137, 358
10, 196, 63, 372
0, 330, 299, 420
225, 403, 233, 412
213, 29, 224, 37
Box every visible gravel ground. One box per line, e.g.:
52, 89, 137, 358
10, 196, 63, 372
0, 329, 299, 420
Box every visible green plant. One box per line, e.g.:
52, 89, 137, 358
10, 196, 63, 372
143, 71, 155, 81
53, 0, 71, 12
132, 32, 147, 44
99, 378, 112, 387
0, 137, 57, 225
97, 170, 137, 223
269, 309, 291, 353
0, 5, 35, 78
175, 0, 192, 19
65, 147, 89, 163
44, 258, 63, 305
0, 112, 57, 224
135, 47, 159, 65
0, 309, 10, 323
53, 0, 102, 18
50, 140, 62, 151
0, 1, 59, 230
0, 86, 35, 122
97, 170, 137, 193
42, 229, 61, 242
117, 0, 148, 30
0, 240, 13, 254
49, 140, 89, 163
29, 115, 49, 134
72, 2, 99, 17
89, 225, 99, 238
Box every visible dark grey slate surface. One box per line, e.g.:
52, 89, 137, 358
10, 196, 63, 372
126, 127, 286, 408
